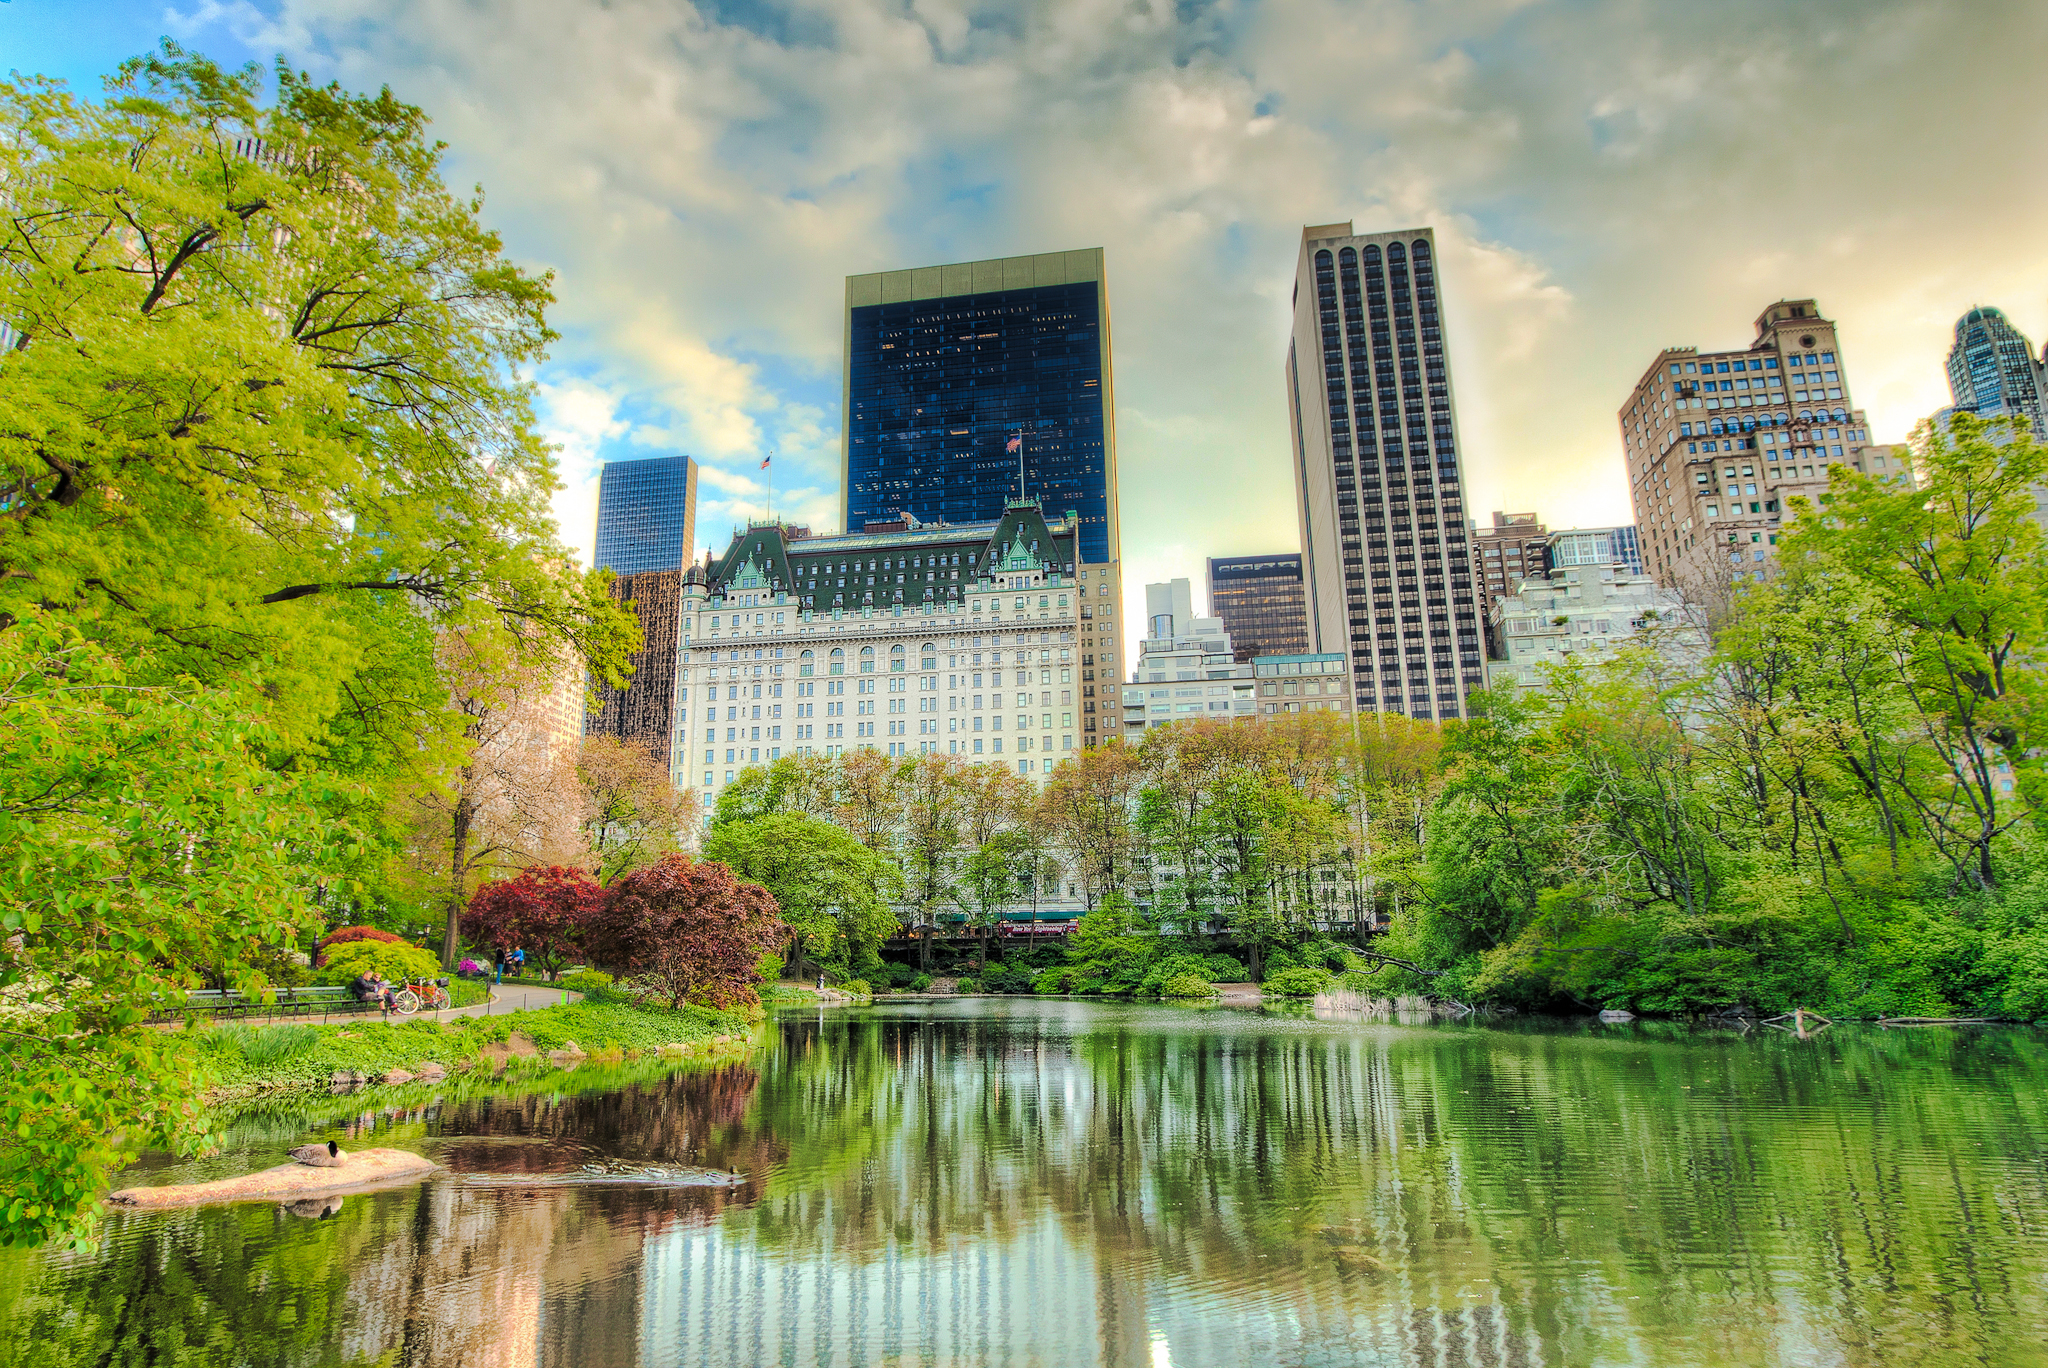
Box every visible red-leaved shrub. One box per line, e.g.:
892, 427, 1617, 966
314, 924, 408, 967
586, 855, 783, 1008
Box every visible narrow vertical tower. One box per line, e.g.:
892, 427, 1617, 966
1286, 224, 1483, 721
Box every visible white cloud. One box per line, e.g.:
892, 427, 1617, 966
220, 0, 2048, 659
534, 377, 629, 568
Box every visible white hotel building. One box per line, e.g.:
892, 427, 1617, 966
672, 501, 1116, 802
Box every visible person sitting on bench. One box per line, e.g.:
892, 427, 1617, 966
350, 970, 397, 1015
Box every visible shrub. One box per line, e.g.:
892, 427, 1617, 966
884, 962, 919, 987
313, 925, 406, 967
1034, 966, 1076, 995
1204, 954, 1249, 982
456, 958, 488, 977
979, 964, 1034, 993
955, 977, 979, 994
1263, 965, 1333, 997
909, 971, 934, 992
1138, 953, 1214, 997
1158, 973, 1219, 999
559, 969, 615, 999
838, 979, 873, 1000
756, 951, 785, 982
315, 939, 441, 989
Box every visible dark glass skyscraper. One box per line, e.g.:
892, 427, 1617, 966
842, 250, 1119, 565
1208, 554, 1310, 663
1947, 306, 2046, 436
593, 455, 698, 576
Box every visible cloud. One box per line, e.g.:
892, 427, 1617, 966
174, 0, 2048, 657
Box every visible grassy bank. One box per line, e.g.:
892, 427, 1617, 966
197, 999, 758, 1098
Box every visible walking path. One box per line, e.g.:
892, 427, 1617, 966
219, 982, 581, 1029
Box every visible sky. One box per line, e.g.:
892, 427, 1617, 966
9, 0, 2048, 656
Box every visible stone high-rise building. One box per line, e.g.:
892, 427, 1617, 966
1947, 306, 2046, 435
1206, 554, 1309, 663
1470, 513, 1548, 612
1285, 223, 1484, 722
1620, 299, 1878, 590
843, 249, 1123, 734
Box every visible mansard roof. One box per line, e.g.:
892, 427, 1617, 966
698, 502, 1077, 610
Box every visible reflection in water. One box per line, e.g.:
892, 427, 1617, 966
2, 1002, 2045, 1367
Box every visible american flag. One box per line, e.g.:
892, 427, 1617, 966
759, 454, 771, 470
1005, 433, 1021, 454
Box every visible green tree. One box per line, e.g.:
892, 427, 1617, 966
0, 615, 348, 1248
0, 48, 635, 767
702, 813, 901, 979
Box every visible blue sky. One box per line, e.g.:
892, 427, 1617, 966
10, 0, 2048, 653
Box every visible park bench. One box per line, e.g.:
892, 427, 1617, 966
155, 985, 377, 1022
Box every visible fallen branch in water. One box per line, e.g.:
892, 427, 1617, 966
1878, 1016, 1998, 1026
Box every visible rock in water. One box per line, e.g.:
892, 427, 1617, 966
110, 1149, 438, 1209
1599, 1008, 1636, 1023
382, 1068, 415, 1086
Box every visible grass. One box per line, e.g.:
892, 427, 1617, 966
195, 998, 756, 1096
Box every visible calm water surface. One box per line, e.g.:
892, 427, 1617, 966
4, 1001, 2047, 1367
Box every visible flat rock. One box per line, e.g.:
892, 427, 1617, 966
382, 1069, 415, 1086
417, 1062, 447, 1080
108, 1148, 438, 1210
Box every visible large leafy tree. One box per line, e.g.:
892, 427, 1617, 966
461, 864, 602, 980
0, 47, 635, 765
578, 734, 695, 884
586, 855, 784, 1009
701, 813, 900, 978
0, 615, 348, 1248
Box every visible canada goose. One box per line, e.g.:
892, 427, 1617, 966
287, 1139, 347, 1168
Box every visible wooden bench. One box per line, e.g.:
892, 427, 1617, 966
155, 986, 377, 1022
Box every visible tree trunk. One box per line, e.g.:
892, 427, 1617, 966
442, 794, 473, 970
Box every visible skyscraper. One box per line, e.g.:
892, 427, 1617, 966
1470, 512, 1548, 612
843, 249, 1125, 713
593, 455, 699, 576
1285, 223, 1484, 722
1620, 300, 1877, 589
1207, 554, 1309, 663
1947, 306, 2046, 435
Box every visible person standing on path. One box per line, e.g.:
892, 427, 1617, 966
493, 948, 505, 985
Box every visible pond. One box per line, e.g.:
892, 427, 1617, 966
4, 1000, 2046, 1367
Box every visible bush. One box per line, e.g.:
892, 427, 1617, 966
979, 964, 1035, 993
838, 979, 873, 1000
313, 924, 407, 967
909, 971, 933, 992
955, 977, 979, 994
1034, 966, 1076, 995
315, 939, 441, 989
884, 962, 919, 988
1204, 954, 1249, 982
756, 951, 784, 982
559, 969, 615, 999
1263, 965, 1334, 997
1138, 953, 1215, 998
1158, 973, 1219, 999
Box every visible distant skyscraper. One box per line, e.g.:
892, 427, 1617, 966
586, 569, 685, 775
1620, 300, 1876, 589
843, 248, 1125, 691
1546, 525, 1642, 576
593, 455, 698, 576
1471, 512, 1549, 612
1947, 306, 2046, 435
1285, 223, 1484, 722
1207, 554, 1309, 663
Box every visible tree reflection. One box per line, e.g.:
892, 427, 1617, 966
2, 1010, 2046, 1367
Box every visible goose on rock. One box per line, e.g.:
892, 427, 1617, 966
287, 1139, 347, 1168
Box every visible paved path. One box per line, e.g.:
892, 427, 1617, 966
436, 982, 581, 1020
220, 982, 581, 1029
